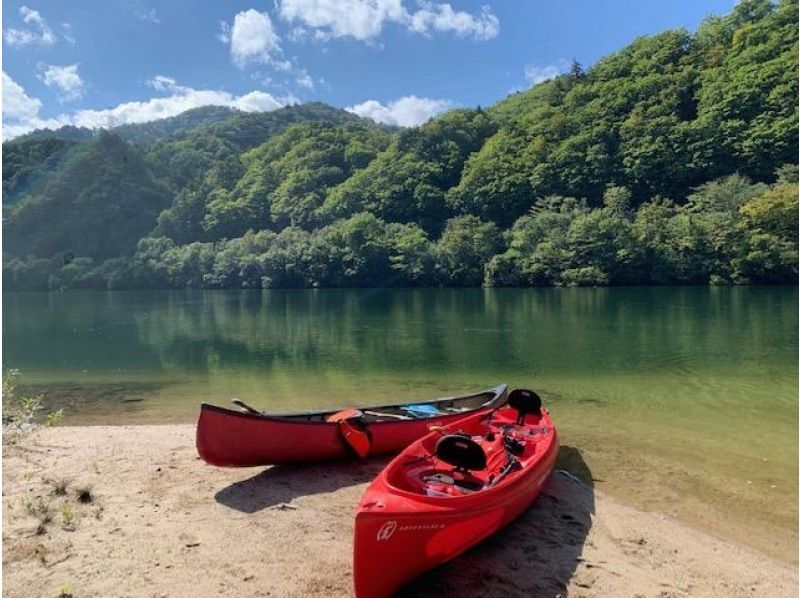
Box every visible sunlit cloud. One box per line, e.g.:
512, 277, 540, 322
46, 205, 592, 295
38, 64, 86, 102
3, 5, 57, 46
277, 0, 499, 43
346, 95, 452, 127
524, 60, 569, 86
2, 72, 294, 140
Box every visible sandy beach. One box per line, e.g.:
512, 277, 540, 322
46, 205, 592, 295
2, 425, 797, 598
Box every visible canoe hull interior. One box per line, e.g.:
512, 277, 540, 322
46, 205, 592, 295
353, 403, 558, 597
195, 385, 507, 467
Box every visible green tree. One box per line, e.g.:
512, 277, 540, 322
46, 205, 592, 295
734, 180, 799, 281
436, 215, 502, 286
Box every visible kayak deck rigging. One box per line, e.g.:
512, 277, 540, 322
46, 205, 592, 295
390, 409, 550, 498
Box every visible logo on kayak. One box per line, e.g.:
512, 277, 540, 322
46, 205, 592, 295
376, 520, 397, 541
376, 520, 447, 541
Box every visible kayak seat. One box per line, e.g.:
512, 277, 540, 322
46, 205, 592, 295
435, 435, 487, 472
507, 388, 542, 425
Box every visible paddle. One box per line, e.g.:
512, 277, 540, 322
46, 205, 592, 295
362, 410, 411, 420
327, 409, 371, 458
487, 455, 521, 487
231, 398, 261, 415
486, 427, 524, 487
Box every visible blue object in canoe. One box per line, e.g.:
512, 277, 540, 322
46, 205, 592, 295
401, 403, 443, 418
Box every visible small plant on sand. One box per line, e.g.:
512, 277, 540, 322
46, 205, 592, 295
2, 369, 63, 445
28, 498, 54, 535
45, 409, 64, 427
75, 485, 93, 504
57, 582, 74, 598
50, 478, 69, 497
25, 497, 53, 521
61, 503, 75, 530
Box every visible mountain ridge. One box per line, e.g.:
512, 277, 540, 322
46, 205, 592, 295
3, 0, 797, 289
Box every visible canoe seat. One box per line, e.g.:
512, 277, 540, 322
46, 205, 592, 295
507, 388, 542, 425
435, 435, 486, 472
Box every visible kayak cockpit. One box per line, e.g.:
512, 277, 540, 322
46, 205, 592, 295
387, 407, 551, 497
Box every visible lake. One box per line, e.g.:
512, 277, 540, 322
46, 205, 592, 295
3, 287, 797, 560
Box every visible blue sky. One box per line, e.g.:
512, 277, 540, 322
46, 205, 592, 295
3, 0, 737, 138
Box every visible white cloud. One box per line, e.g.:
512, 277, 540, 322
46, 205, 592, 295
408, 3, 499, 40
279, 0, 405, 41
217, 21, 231, 44
287, 26, 309, 42
38, 64, 85, 101
223, 9, 281, 67
231, 90, 289, 112
147, 75, 189, 93
295, 71, 314, 89
272, 58, 294, 72
219, 10, 313, 91
524, 61, 568, 86
277, 0, 499, 42
61, 22, 76, 44
2, 73, 290, 140
346, 95, 451, 127
4, 5, 57, 46
136, 8, 160, 24
3, 72, 43, 123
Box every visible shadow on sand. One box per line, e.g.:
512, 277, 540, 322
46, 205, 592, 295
214, 458, 390, 513
398, 445, 595, 598
214, 445, 594, 597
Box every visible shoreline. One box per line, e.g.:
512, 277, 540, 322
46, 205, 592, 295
47, 416, 799, 564
3, 425, 797, 597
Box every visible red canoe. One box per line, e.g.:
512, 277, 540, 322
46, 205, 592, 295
353, 388, 558, 597
196, 385, 508, 466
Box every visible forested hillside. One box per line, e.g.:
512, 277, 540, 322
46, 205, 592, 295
3, 0, 797, 290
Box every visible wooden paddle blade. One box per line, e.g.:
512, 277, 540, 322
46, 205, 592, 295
337, 420, 371, 458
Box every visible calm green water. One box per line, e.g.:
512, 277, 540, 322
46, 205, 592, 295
3, 287, 798, 558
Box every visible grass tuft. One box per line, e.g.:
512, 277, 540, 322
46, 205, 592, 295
51, 479, 69, 497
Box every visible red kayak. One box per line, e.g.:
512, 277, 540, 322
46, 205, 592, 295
353, 388, 558, 597
196, 385, 508, 466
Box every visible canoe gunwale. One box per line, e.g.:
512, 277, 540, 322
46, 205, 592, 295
198, 383, 508, 426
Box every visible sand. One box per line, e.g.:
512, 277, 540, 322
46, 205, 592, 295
2, 425, 797, 598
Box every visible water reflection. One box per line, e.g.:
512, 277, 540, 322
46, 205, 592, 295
4, 286, 797, 559
5, 287, 797, 409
